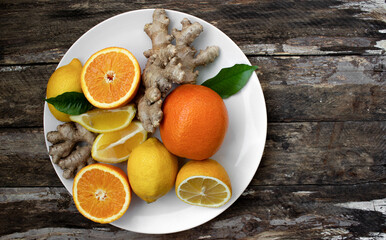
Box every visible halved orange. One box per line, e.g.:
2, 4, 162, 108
73, 163, 131, 223
81, 47, 141, 109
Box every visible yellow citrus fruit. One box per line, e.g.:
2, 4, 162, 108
92, 121, 147, 163
73, 163, 131, 224
46, 58, 83, 122
175, 159, 232, 208
127, 138, 178, 203
81, 47, 141, 109
69, 104, 136, 133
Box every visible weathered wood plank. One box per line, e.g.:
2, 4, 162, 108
1, 121, 384, 187
255, 121, 385, 186
263, 84, 386, 122
1, 0, 385, 64
256, 55, 386, 121
0, 128, 61, 187
0, 55, 384, 128
255, 55, 385, 86
0, 65, 48, 127
0, 184, 384, 239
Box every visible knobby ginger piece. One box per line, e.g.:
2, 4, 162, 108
47, 122, 96, 179
172, 18, 219, 84
137, 9, 219, 133
137, 9, 183, 133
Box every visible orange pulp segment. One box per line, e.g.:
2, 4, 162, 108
81, 47, 141, 109
73, 163, 131, 223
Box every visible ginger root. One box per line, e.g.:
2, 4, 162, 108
47, 122, 96, 179
172, 18, 219, 84
137, 9, 219, 133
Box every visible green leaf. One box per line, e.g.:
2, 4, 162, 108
45, 92, 94, 115
201, 64, 258, 99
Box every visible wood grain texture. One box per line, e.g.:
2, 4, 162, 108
0, 128, 60, 187
1, 121, 384, 187
0, 56, 384, 128
255, 55, 386, 122
1, 1, 385, 238
0, 65, 49, 127
0, 184, 384, 239
1, 0, 385, 64
256, 121, 385, 186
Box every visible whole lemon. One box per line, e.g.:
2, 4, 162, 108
46, 58, 83, 122
127, 138, 178, 203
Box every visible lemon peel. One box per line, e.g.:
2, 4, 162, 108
127, 138, 178, 203
175, 159, 232, 208
92, 121, 147, 163
70, 104, 136, 133
46, 58, 83, 122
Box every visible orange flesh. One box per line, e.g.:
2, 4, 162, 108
76, 169, 127, 218
84, 52, 135, 104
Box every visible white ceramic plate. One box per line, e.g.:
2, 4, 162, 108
44, 9, 267, 234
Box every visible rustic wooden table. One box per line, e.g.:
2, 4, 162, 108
1, 1, 385, 239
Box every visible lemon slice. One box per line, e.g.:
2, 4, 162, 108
92, 121, 147, 163
177, 176, 231, 207
70, 104, 136, 133
175, 159, 232, 208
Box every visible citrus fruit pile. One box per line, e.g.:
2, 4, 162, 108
46, 46, 233, 224
160, 84, 232, 208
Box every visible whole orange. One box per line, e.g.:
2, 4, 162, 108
160, 84, 228, 160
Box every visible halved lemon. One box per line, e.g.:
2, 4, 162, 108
175, 159, 232, 208
92, 121, 147, 163
81, 47, 141, 109
69, 104, 136, 133
73, 163, 131, 224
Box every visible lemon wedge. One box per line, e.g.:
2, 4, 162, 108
92, 121, 147, 163
70, 104, 136, 133
175, 159, 232, 208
